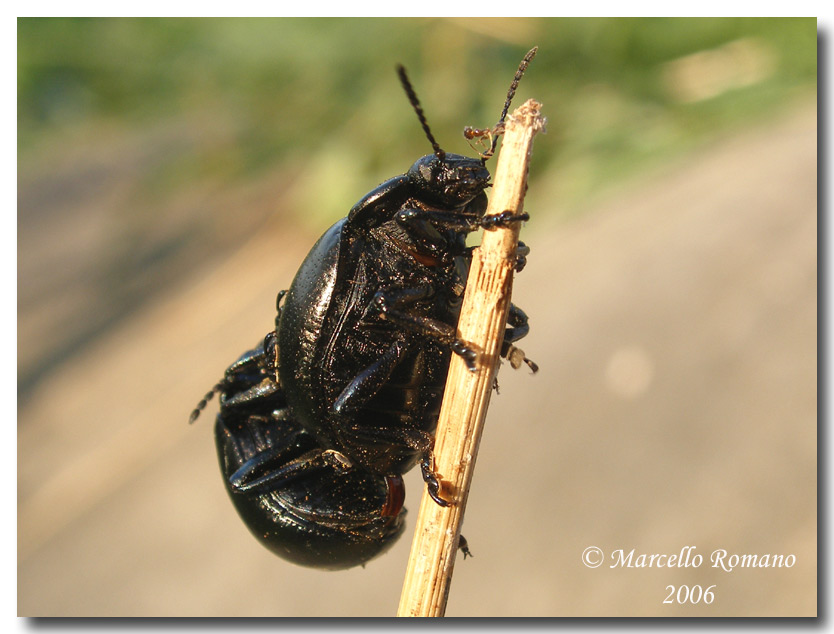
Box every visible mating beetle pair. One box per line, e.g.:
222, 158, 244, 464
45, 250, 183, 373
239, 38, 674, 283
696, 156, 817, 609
191, 49, 538, 570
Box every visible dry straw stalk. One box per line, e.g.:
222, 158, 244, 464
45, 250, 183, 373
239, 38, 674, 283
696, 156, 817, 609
397, 98, 545, 617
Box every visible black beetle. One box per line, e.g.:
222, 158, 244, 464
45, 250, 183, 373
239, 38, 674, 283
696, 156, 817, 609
192, 50, 538, 569
211, 334, 406, 570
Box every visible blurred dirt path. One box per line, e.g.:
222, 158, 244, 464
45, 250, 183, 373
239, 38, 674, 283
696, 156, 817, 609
18, 98, 816, 616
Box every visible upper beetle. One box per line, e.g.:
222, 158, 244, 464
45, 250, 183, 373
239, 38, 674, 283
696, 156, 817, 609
275, 61, 537, 505
191, 48, 538, 569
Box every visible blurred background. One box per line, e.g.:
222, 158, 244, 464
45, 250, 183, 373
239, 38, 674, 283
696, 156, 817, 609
18, 17, 817, 616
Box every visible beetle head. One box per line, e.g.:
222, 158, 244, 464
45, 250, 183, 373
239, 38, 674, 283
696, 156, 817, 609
396, 65, 490, 207
408, 153, 490, 207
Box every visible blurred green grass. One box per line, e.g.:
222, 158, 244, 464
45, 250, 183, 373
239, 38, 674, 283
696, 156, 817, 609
16, 17, 817, 400
19, 17, 816, 215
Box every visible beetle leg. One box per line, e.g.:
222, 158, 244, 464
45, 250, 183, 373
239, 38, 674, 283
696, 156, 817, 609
223, 376, 285, 411
458, 534, 473, 559
396, 203, 487, 237
393, 205, 528, 270
502, 345, 538, 373
479, 210, 529, 230
191, 330, 292, 425
274, 290, 288, 328
377, 184, 486, 263
328, 337, 458, 503
503, 303, 529, 344
223, 340, 272, 384
228, 444, 307, 493
451, 339, 478, 371
366, 286, 478, 371
332, 339, 408, 417
229, 446, 350, 494
515, 241, 530, 273
420, 456, 451, 507
263, 331, 279, 374
500, 304, 538, 373
189, 337, 276, 424
394, 208, 474, 262
392, 191, 487, 259
339, 423, 451, 507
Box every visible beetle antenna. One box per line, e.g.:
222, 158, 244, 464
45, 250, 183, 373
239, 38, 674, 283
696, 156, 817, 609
487, 46, 538, 158
396, 64, 446, 161
189, 381, 223, 424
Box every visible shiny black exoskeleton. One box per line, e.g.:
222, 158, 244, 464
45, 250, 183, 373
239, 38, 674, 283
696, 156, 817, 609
276, 150, 533, 505
212, 336, 406, 570
191, 50, 538, 569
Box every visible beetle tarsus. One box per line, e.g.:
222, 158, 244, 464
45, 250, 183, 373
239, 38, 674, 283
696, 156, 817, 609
480, 210, 529, 230
515, 241, 530, 273
458, 534, 473, 559
451, 339, 478, 372
504, 344, 539, 373
420, 456, 451, 507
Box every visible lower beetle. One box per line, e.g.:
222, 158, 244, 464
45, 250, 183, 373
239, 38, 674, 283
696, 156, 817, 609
192, 49, 538, 569
211, 334, 406, 570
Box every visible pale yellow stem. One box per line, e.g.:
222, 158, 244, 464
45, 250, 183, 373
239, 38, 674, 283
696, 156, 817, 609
397, 99, 545, 617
